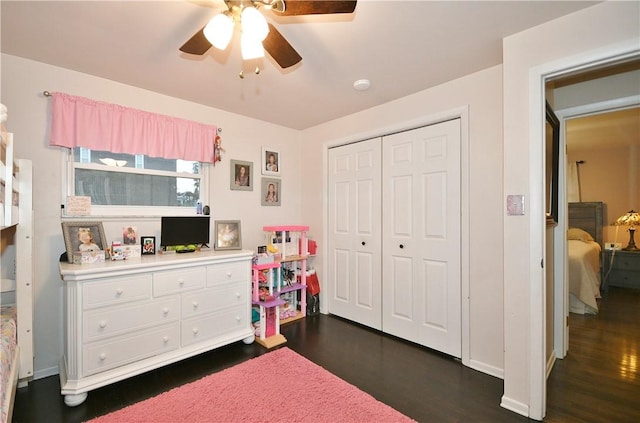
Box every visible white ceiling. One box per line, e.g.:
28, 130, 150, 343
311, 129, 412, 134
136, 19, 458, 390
1, 0, 600, 130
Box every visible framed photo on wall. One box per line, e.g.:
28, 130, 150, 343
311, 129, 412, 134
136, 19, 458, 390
141, 236, 156, 255
230, 159, 253, 191
214, 220, 242, 250
61, 221, 109, 261
261, 178, 281, 206
261, 147, 280, 176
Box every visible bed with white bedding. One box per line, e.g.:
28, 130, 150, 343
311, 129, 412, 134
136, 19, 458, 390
568, 202, 604, 315
568, 238, 601, 314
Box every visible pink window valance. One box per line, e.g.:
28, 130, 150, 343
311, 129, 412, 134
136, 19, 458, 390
49, 92, 218, 163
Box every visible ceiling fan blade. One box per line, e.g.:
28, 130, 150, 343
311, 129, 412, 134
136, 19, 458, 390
277, 1, 357, 16
179, 27, 212, 55
263, 23, 302, 68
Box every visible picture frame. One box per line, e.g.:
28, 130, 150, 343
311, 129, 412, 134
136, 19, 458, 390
122, 226, 138, 245
261, 147, 280, 176
230, 159, 253, 191
141, 236, 156, 255
214, 220, 242, 250
61, 221, 109, 262
261, 178, 281, 206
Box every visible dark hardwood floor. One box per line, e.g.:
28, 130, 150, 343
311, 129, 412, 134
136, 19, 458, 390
12, 286, 639, 422
545, 286, 640, 422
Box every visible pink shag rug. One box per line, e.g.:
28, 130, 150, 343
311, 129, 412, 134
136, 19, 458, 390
87, 347, 415, 423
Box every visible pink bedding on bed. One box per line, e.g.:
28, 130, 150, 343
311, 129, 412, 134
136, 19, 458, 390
1, 306, 17, 423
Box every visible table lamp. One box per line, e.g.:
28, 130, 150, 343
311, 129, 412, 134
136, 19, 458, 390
614, 210, 640, 251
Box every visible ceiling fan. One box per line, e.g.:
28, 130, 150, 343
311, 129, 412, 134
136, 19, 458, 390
180, 0, 357, 69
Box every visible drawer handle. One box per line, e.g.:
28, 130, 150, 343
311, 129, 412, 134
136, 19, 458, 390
99, 320, 107, 329
163, 336, 169, 343
192, 301, 199, 309
235, 316, 241, 322
192, 327, 199, 334
163, 307, 170, 315
226, 271, 233, 278
115, 288, 123, 295
178, 279, 185, 286
235, 292, 240, 299
99, 353, 106, 361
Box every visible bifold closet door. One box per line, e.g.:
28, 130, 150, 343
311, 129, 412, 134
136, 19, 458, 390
382, 119, 462, 358
327, 138, 382, 330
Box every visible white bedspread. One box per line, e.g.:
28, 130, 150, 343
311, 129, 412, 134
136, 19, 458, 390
568, 240, 601, 314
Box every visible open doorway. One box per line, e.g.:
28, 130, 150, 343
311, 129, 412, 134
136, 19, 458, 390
545, 59, 640, 363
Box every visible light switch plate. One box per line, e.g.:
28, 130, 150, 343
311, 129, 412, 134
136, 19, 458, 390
605, 242, 622, 250
506, 195, 525, 216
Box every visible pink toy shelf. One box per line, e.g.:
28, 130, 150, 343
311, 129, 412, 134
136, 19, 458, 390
252, 225, 310, 348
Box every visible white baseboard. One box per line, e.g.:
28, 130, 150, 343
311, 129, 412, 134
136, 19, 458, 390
34, 365, 59, 381
500, 395, 529, 418
546, 351, 556, 379
468, 359, 504, 379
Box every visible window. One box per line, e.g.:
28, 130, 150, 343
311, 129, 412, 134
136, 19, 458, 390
66, 148, 208, 216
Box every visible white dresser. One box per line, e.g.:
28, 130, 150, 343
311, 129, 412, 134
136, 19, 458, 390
59, 250, 255, 406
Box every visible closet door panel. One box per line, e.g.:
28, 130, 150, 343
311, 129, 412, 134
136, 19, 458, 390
384, 255, 415, 340
332, 249, 350, 301
383, 119, 461, 358
422, 259, 447, 328
328, 138, 382, 330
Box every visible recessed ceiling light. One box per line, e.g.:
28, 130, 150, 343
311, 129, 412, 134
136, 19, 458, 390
353, 79, 371, 91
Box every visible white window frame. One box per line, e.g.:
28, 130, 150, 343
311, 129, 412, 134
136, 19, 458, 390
61, 149, 209, 218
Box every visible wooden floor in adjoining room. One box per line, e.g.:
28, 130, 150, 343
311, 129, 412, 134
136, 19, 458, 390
13, 287, 639, 423
545, 286, 640, 422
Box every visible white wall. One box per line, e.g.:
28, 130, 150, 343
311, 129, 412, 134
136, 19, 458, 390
0, 54, 303, 378
553, 70, 640, 110
502, 1, 639, 419
302, 65, 505, 377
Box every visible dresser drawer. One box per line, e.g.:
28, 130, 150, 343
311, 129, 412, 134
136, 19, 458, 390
153, 266, 206, 296
84, 297, 179, 342
83, 322, 180, 376
207, 261, 248, 287
181, 305, 248, 347
613, 257, 640, 271
83, 274, 152, 310
181, 283, 247, 319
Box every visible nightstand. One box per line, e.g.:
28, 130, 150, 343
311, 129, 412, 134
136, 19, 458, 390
603, 249, 640, 291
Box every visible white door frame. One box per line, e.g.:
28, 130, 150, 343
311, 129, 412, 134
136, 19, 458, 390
322, 106, 471, 367
553, 95, 640, 359
528, 41, 640, 420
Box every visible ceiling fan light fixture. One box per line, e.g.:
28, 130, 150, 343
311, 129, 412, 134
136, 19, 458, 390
241, 6, 269, 41
203, 12, 234, 50
241, 32, 265, 60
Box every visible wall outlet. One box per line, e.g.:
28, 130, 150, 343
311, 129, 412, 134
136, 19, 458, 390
605, 242, 622, 250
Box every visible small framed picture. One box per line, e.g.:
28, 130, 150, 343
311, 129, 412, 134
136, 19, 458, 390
261, 147, 280, 176
122, 226, 138, 245
261, 178, 281, 206
230, 159, 253, 191
61, 221, 109, 262
214, 220, 242, 250
141, 236, 156, 255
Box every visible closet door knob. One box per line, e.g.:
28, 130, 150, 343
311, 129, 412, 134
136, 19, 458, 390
361, 241, 366, 246
399, 244, 404, 249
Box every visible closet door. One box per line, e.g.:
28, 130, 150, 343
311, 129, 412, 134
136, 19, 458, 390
382, 119, 461, 358
327, 138, 382, 330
